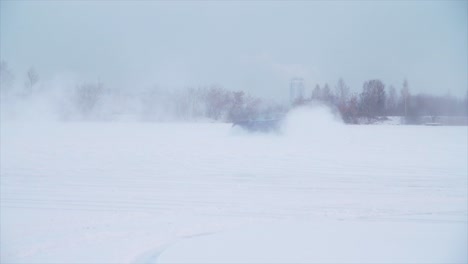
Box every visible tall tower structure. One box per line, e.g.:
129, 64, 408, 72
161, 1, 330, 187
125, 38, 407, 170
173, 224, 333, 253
290, 78, 305, 104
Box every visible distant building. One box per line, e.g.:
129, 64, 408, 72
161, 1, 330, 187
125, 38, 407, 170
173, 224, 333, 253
290, 78, 305, 104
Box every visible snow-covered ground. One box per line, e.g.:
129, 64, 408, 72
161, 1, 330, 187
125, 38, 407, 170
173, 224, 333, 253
1, 108, 467, 263
157, 220, 467, 263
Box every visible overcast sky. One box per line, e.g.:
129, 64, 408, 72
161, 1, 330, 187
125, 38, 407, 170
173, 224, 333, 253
1, 1, 466, 102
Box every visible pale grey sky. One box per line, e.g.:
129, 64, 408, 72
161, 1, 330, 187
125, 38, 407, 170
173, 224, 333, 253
1, 1, 467, 101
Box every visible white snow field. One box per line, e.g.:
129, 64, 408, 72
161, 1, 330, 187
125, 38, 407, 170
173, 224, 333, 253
1, 108, 467, 263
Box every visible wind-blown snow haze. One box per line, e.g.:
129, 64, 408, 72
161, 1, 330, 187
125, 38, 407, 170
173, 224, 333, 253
1, 1, 467, 263
281, 105, 343, 138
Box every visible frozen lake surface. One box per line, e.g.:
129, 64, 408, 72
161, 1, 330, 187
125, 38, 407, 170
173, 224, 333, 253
1, 116, 467, 263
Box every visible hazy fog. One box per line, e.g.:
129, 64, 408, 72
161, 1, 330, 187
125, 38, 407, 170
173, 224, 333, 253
1, 1, 467, 100
1, 2, 467, 262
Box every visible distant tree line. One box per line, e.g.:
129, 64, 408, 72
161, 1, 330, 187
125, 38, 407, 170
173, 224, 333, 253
138, 85, 285, 122
0, 61, 285, 122
1, 61, 467, 123
293, 78, 468, 124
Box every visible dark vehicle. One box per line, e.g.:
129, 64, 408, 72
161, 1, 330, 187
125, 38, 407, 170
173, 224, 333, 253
232, 118, 282, 132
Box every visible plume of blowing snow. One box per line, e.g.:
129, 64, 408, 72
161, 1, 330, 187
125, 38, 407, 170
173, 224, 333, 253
281, 104, 343, 138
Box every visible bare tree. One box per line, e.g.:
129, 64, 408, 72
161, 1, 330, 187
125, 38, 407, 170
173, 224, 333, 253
227, 91, 245, 122
74, 82, 104, 118
335, 78, 350, 105
24, 67, 39, 97
359, 79, 386, 118
321, 83, 334, 103
186, 87, 207, 119
205, 85, 231, 121
311, 84, 322, 100
347, 94, 359, 124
